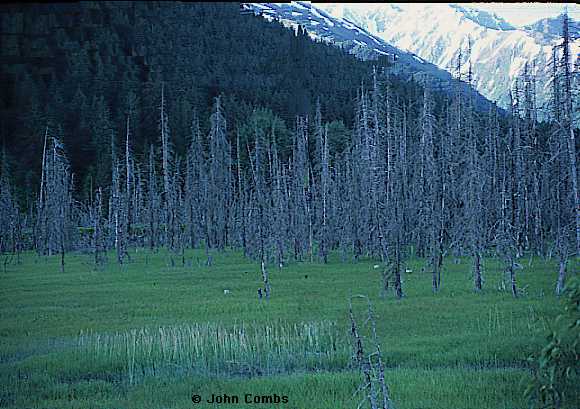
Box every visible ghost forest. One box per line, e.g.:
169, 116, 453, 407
1, 15, 578, 295
0, 2, 579, 408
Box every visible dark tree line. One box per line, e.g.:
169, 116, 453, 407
0, 2, 387, 203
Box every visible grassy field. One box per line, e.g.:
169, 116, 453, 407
0, 248, 577, 409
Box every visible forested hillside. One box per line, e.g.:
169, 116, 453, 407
1, 1, 396, 201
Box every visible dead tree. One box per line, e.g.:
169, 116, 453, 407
38, 132, 73, 272
207, 96, 231, 251
92, 187, 107, 266
186, 112, 206, 251
420, 85, 445, 293
270, 132, 288, 268
249, 122, 271, 298
367, 298, 393, 409
110, 130, 127, 264
463, 68, 486, 292
133, 163, 144, 247
318, 123, 330, 263
384, 102, 408, 299
147, 145, 160, 251
521, 62, 545, 256
160, 84, 175, 251
35, 127, 49, 255
125, 116, 133, 246
496, 110, 520, 298
235, 129, 248, 256
171, 158, 185, 266
290, 117, 310, 261
349, 295, 394, 409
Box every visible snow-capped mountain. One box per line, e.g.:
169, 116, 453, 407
245, 2, 579, 114
448, 4, 515, 31
316, 3, 580, 111
242, 2, 492, 110
523, 14, 580, 44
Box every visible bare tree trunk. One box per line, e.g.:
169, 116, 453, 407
474, 252, 482, 292
261, 259, 270, 300
160, 84, 174, 251
349, 297, 378, 409
236, 130, 248, 257
432, 255, 440, 293
509, 260, 518, 298
367, 299, 393, 409
93, 188, 105, 266
556, 255, 567, 295
60, 240, 65, 273
147, 145, 158, 251
111, 131, 124, 264
393, 236, 403, 299
125, 116, 133, 247
36, 127, 49, 255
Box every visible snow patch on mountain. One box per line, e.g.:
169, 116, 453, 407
317, 3, 580, 111
524, 14, 580, 44
449, 4, 516, 31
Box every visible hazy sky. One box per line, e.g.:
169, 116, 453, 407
466, 3, 580, 27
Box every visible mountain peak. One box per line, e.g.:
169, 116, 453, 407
523, 14, 580, 42
449, 4, 516, 31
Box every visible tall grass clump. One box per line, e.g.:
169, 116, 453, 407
72, 321, 350, 383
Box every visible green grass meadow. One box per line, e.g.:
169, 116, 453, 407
0, 249, 577, 408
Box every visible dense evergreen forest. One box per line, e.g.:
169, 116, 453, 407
1, 1, 396, 200
0, 2, 578, 297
